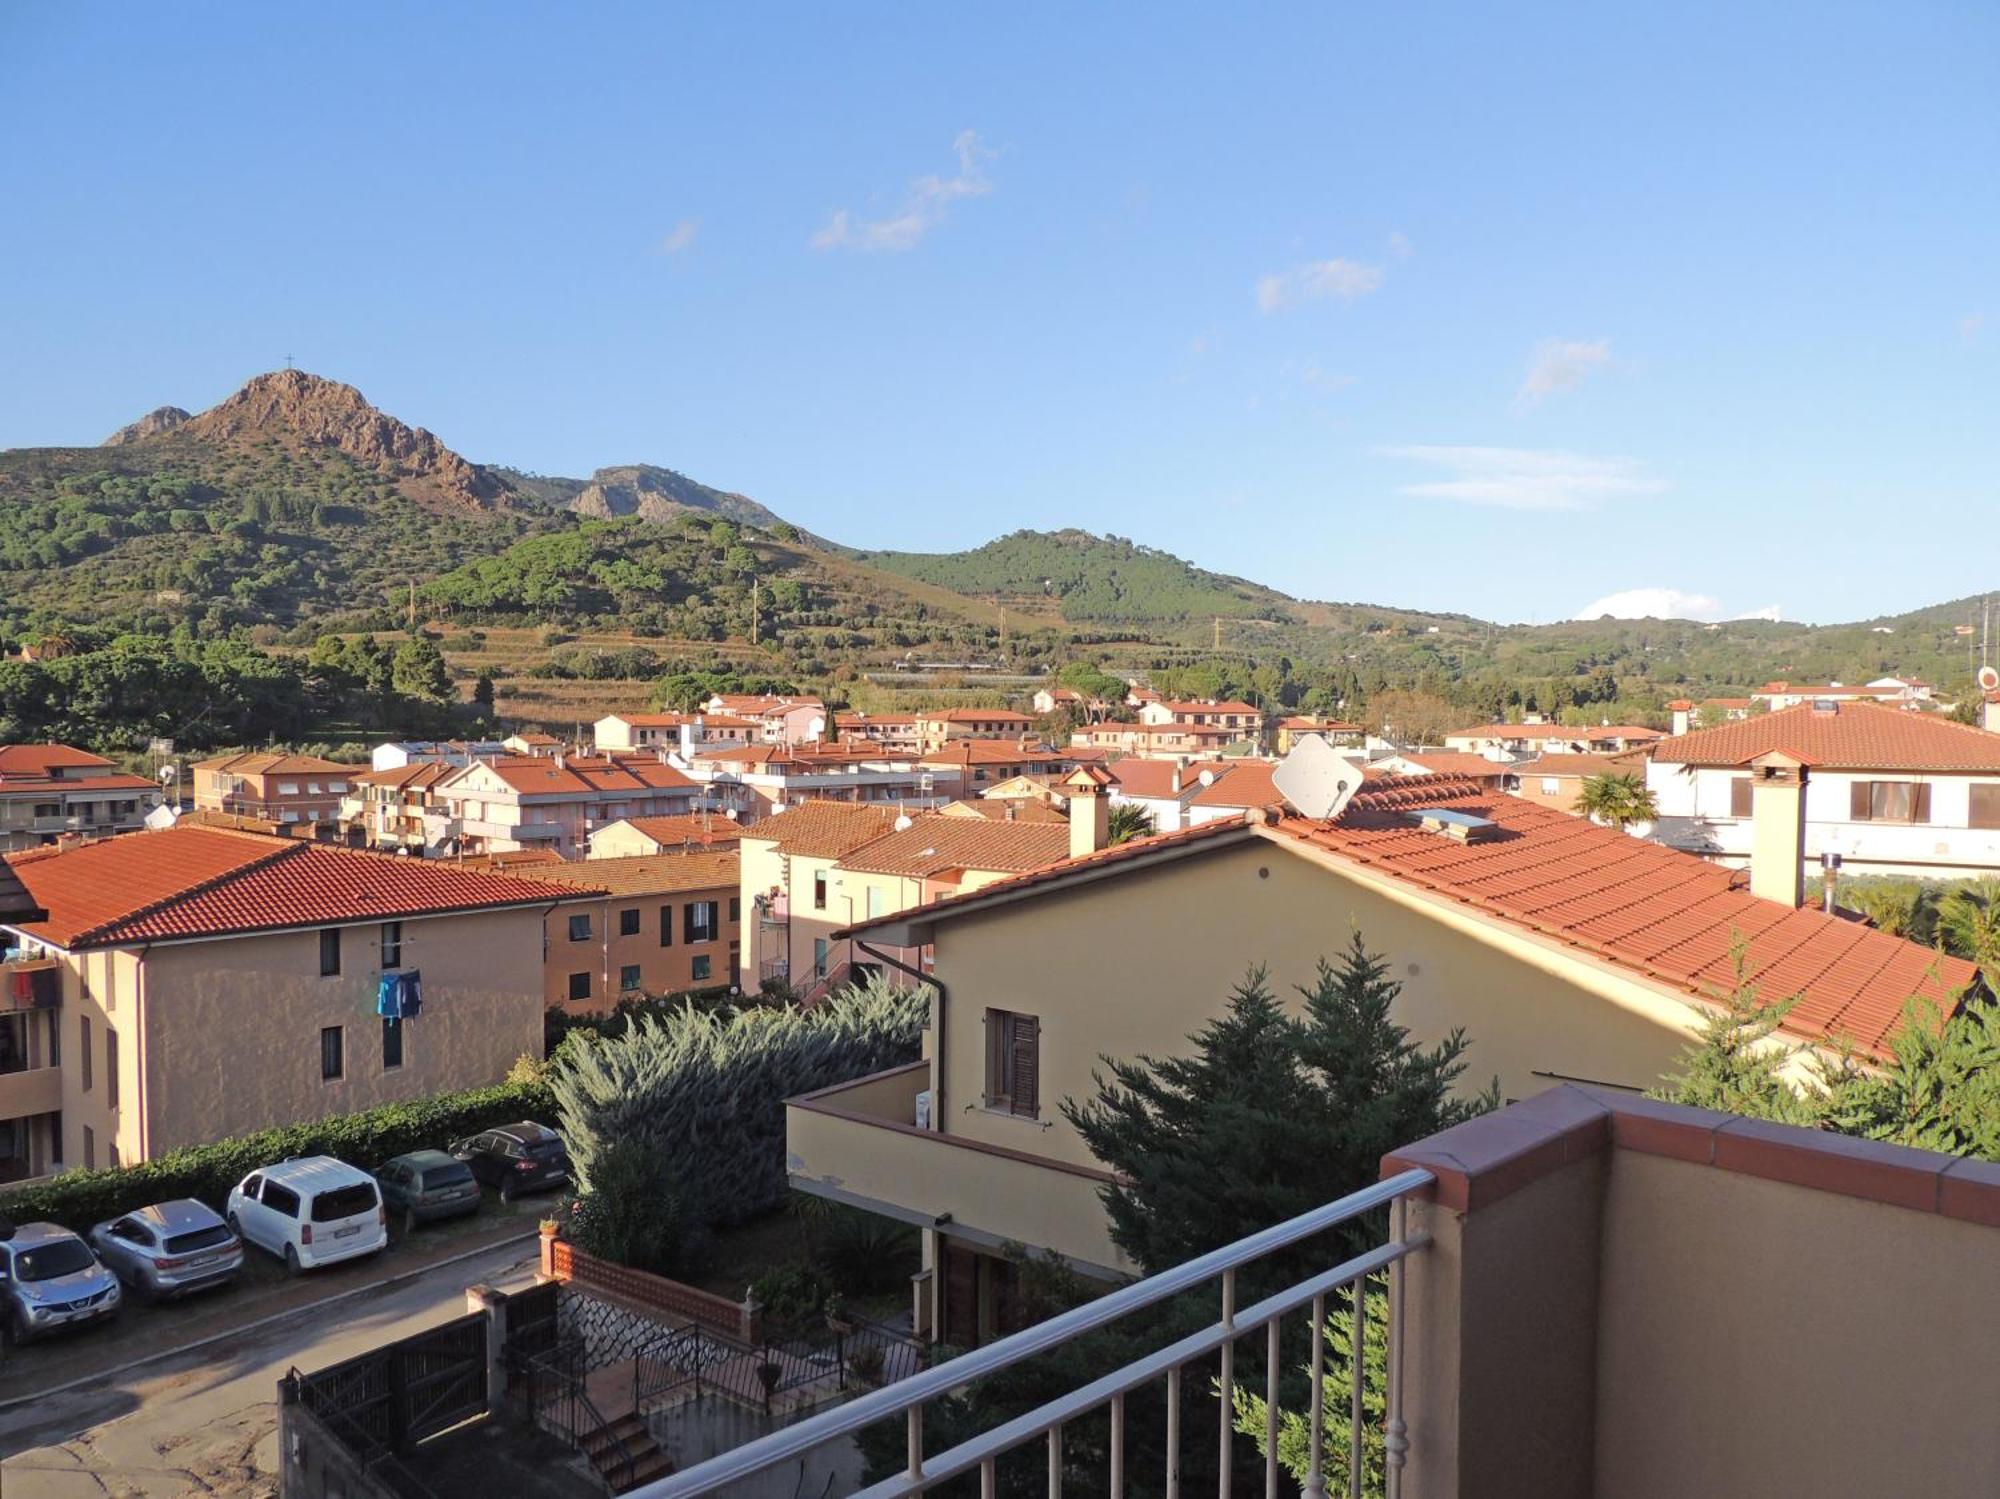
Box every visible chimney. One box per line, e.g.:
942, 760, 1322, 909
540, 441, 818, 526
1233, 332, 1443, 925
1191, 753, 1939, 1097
1984, 695, 2000, 735
1747, 754, 1808, 908
1170, 765, 1182, 794
1070, 779, 1109, 860
1820, 850, 1842, 914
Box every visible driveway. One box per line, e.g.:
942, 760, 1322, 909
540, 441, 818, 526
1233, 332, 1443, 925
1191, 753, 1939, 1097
0, 1235, 543, 1497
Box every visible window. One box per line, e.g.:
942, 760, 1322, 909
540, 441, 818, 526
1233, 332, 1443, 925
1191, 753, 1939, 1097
320, 1026, 344, 1081
263, 1183, 301, 1218
728, 896, 741, 923
659, 905, 674, 947
108, 1142, 120, 1169
1973, 784, 2000, 830
382, 1016, 403, 1070
380, 921, 403, 969
1850, 781, 1931, 824
813, 871, 828, 910
568, 913, 592, 943
813, 938, 829, 979
620, 963, 642, 991
80, 1015, 92, 1091
277, 782, 300, 796
1540, 778, 1561, 796
319, 927, 342, 976
866, 886, 887, 919
685, 901, 719, 943
619, 907, 641, 937
984, 1010, 1040, 1118
568, 971, 592, 1002
1729, 777, 1753, 819
83, 1126, 95, 1169
691, 954, 712, 982
105, 1027, 118, 1109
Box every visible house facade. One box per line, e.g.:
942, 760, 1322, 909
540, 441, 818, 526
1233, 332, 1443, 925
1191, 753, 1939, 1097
192, 752, 363, 826
1274, 716, 1364, 754
0, 826, 576, 1173
913, 708, 1036, 752
1646, 699, 2000, 877
0, 744, 162, 852
1442, 723, 1664, 759
530, 851, 741, 1011
789, 774, 1971, 1345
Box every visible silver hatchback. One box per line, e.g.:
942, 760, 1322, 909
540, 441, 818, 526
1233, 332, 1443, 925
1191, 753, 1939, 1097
88, 1199, 244, 1301
0, 1221, 121, 1342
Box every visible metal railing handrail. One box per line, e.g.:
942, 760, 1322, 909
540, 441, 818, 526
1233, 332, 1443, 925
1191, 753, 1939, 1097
635, 1166, 1435, 1498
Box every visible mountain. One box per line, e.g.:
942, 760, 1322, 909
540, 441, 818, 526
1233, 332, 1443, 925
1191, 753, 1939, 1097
166, 370, 519, 513
862, 529, 1296, 628
102, 406, 190, 446
569, 463, 790, 532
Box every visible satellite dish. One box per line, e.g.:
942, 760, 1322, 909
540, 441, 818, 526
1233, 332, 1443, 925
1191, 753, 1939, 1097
1979, 666, 1999, 693
1273, 735, 1365, 822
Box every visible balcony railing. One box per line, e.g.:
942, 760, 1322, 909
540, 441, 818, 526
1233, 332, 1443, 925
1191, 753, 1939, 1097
637, 1168, 1435, 1497
0, 959, 60, 1011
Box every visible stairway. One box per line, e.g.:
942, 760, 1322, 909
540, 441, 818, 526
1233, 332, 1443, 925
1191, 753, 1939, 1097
579, 1413, 673, 1493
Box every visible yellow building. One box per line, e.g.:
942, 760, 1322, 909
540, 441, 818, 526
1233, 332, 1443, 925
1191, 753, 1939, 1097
527, 851, 741, 1011
0, 825, 579, 1171
789, 772, 1975, 1345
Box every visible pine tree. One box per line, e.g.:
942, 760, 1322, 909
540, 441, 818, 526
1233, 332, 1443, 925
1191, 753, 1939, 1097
1654, 943, 1817, 1123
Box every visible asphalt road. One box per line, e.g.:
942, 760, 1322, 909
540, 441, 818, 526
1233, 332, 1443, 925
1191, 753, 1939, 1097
0, 1236, 541, 1497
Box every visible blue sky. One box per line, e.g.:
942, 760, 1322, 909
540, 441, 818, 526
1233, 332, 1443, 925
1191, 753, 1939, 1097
2, 3, 1994, 625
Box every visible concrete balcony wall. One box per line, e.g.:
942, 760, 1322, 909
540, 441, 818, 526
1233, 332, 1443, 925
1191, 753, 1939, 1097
1384, 1086, 2000, 1499
0, 1064, 62, 1121
786, 1064, 1133, 1275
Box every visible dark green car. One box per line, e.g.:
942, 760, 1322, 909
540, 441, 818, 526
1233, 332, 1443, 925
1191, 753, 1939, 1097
373, 1151, 481, 1232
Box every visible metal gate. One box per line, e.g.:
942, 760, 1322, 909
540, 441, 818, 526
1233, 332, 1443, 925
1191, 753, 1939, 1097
297, 1310, 489, 1454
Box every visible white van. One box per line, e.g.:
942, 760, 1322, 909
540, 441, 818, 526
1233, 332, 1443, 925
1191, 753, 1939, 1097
224, 1157, 387, 1274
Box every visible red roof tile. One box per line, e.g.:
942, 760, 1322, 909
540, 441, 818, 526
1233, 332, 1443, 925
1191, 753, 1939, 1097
839, 816, 1071, 878
1394, 751, 1510, 780
1650, 700, 2000, 772
607, 813, 746, 847
0, 743, 118, 777
738, 800, 903, 859
3, 826, 583, 948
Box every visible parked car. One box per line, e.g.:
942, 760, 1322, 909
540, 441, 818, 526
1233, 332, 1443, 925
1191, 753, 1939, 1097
449, 1121, 571, 1201
375, 1150, 482, 1231
225, 1157, 387, 1274
87, 1199, 244, 1302
0, 1221, 121, 1343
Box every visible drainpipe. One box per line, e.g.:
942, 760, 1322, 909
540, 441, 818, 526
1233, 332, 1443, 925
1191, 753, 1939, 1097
855, 937, 947, 1122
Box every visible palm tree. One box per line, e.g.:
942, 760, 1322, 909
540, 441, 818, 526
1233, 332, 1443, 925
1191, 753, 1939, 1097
1841, 880, 1933, 942
1574, 772, 1659, 831
1938, 879, 2000, 978
1106, 802, 1157, 846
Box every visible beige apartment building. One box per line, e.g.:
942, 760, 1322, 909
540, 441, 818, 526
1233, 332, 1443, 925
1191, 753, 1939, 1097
438, 753, 701, 859
789, 770, 1975, 1346
192, 751, 364, 826
529, 851, 741, 1011
0, 825, 579, 1173
912, 708, 1036, 752
0, 744, 162, 852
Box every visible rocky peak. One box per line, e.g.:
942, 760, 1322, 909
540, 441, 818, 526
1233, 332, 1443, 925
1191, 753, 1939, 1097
179, 370, 512, 511
101, 406, 192, 446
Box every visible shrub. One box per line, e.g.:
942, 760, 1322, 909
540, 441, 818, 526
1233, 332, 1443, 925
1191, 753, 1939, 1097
549, 972, 926, 1229
568, 1137, 705, 1279
0, 1079, 554, 1230
799, 1198, 920, 1297
750, 1261, 834, 1335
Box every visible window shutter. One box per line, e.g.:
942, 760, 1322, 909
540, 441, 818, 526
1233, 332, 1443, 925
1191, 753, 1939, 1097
1912, 783, 1932, 824
1010, 1016, 1040, 1118
984, 1012, 1007, 1108
1731, 778, 1753, 818
1850, 782, 1872, 820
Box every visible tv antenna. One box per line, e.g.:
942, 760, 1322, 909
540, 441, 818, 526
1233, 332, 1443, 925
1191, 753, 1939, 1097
284, 354, 296, 371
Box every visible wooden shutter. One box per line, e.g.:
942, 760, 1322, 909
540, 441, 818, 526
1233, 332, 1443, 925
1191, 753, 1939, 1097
1010, 1015, 1040, 1118
984, 1011, 1007, 1108
1972, 785, 2000, 830
1912, 783, 1932, 824
1730, 778, 1753, 818
1850, 782, 1873, 820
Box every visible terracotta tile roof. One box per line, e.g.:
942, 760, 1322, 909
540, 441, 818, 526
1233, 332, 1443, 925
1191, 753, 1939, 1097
1650, 701, 2000, 772
457, 848, 567, 870
1394, 751, 1510, 780
1279, 717, 1362, 731
1186, 761, 1284, 811
739, 800, 903, 859
352, 762, 464, 790
920, 740, 1074, 768
2, 825, 582, 949
0, 772, 158, 795
530, 849, 738, 898
1158, 700, 1262, 717
1448, 723, 1663, 743
477, 755, 696, 794
606, 814, 746, 847
0, 744, 118, 776
710, 694, 824, 713
193, 751, 363, 776
508, 732, 562, 746
840, 816, 1071, 878
940, 799, 1070, 824
834, 713, 918, 729
1515, 752, 1647, 778
1758, 681, 1905, 697
1106, 759, 1212, 799
916, 708, 1035, 725
846, 778, 1975, 1060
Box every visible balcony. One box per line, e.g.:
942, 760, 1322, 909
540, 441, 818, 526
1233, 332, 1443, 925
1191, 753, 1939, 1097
655, 1085, 2000, 1497
0, 1061, 61, 1121
787, 1063, 1131, 1275
0, 959, 60, 1011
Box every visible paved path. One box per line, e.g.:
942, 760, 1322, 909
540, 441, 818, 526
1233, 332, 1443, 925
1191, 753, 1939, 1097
0, 1237, 541, 1498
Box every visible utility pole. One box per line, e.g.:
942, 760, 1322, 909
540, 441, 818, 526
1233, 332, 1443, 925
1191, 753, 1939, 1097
408, 579, 416, 630
750, 576, 759, 645
1214, 616, 1222, 651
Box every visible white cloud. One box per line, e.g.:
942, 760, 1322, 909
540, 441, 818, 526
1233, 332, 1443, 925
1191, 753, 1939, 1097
1378, 444, 1667, 511
655, 219, 699, 255
811, 130, 995, 253
1516, 338, 1612, 406
1255, 258, 1383, 314
1572, 588, 1783, 623
1387, 231, 1413, 260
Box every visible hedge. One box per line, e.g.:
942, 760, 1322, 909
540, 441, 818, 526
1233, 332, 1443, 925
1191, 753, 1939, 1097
550, 972, 927, 1229
0, 1079, 555, 1231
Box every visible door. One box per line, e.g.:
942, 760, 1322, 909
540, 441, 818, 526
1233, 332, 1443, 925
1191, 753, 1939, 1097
234, 1173, 268, 1247
257, 1181, 304, 1254
101, 1217, 152, 1280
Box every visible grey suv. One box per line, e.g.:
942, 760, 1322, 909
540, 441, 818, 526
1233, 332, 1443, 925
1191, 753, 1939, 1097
0, 1221, 122, 1343
88, 1200, 244, 1301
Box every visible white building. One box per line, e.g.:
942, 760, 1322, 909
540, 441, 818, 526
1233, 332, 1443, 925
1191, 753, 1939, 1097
1646, 700, 2000, 879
